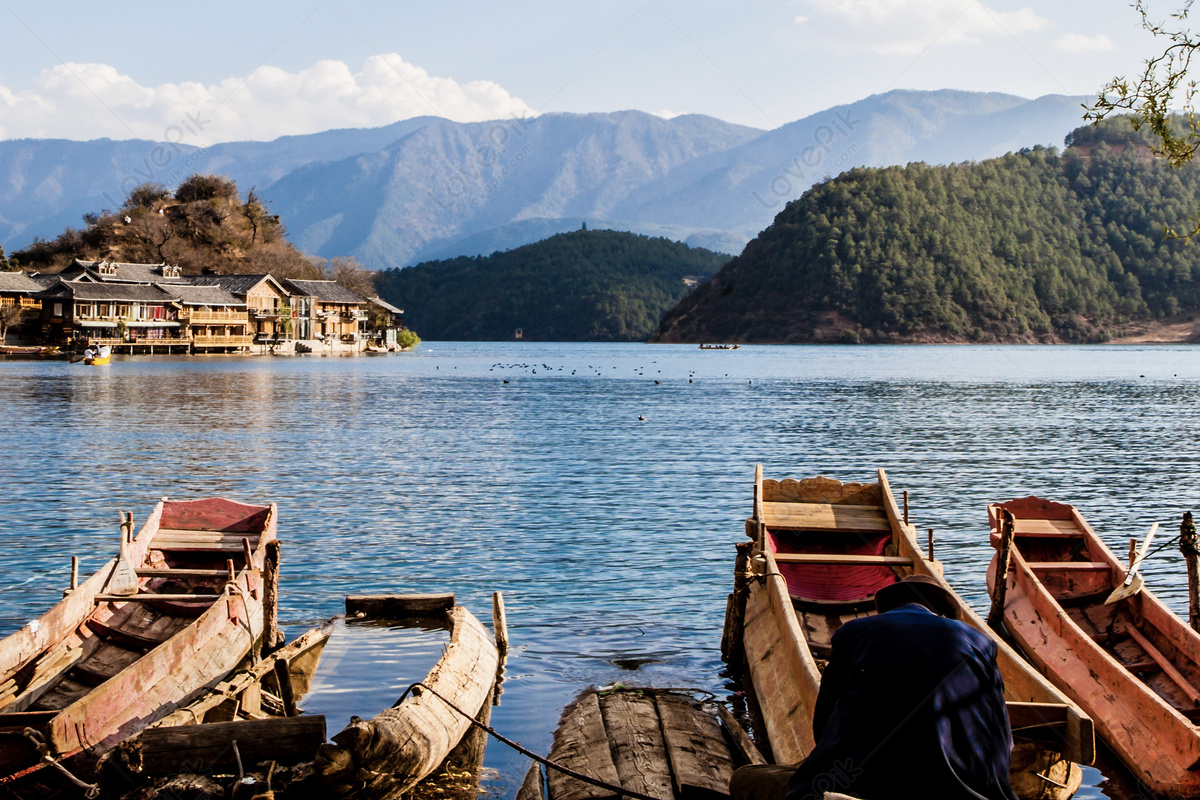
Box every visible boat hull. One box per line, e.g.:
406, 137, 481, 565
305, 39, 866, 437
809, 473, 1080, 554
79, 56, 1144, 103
988, 498, 1200, 797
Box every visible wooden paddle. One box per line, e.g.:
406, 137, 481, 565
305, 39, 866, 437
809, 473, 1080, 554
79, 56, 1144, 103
1105, 521, 1160, 605
108, 511, 139, 597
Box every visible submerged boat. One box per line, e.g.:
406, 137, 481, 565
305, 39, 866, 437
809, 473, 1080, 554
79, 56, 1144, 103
987, 497, 1200, 797
0, 497, 276, 792
724, 467, 1095, 800
104, 594, 501, 800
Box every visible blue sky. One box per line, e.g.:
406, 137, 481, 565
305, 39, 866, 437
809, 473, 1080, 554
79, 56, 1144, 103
0, 1, 1169, 143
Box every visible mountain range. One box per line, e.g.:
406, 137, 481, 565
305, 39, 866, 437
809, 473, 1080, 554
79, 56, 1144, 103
0, 90, 1092, 269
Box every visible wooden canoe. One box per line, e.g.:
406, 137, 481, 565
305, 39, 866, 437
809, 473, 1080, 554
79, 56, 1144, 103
987, 497, 1200, 797
104, 598, 500, 800
0, 497, 276, 791
723, 467, 1095, 800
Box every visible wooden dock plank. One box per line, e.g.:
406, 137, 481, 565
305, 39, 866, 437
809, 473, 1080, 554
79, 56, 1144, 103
546, 690, 620, 800
599, 692, 674, 800
655, 693, 736, 800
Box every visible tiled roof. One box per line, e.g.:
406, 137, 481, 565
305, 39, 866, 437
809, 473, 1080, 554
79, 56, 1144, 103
68, 259, 187, 284
167, 285, 245, 307
187, 274, 281, 296
284, 279, 365, 304
369, 296, 404, 314
0, 272, 46, 293
36, 281, 178, 302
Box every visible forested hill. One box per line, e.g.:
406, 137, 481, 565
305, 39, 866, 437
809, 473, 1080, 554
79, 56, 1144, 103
655, 120, 1200, 344
374, 230, 730, 341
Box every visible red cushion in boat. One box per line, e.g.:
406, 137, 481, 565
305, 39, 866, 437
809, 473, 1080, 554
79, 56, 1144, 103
769, 531, 898, 602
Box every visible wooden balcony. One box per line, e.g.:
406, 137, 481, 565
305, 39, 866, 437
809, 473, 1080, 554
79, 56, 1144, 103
193, 334, 253, 348
180, 309, 247, 324
0, 297, 39, 309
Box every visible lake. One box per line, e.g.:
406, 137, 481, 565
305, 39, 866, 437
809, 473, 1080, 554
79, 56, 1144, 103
4, 342, 1200, 799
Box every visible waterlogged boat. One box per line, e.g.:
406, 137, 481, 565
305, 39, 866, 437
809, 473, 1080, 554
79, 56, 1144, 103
724, 467, 1095, 800
987, 497, 1200, 797
0, 497, 276, 793
105, 595, 501, 800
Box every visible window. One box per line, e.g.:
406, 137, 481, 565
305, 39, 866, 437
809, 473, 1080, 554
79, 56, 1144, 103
53, 302, 63, 317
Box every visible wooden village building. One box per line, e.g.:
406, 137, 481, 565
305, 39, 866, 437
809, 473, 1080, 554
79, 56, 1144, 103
281, 279, 368, 353
11, 260, 386, 354
0, 272, 46, 342
187, 274, 294, 350
34, 279, 192, 353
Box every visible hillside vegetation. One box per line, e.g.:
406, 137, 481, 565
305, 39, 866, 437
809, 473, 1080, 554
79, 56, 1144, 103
656, 119, 1200, 343
375, 229, 730, 341
9, 174, 317, 277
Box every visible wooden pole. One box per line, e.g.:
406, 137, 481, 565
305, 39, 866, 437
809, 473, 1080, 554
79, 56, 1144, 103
273, 657, 298, 717
927, 528, 935, 561
492, 591, 509, 657
987, 509, 1015, 630
262, 540, 283, 658
1181, 511, 1200, 633
70, 556, 78, 590
903, 490, 909, 525
1129, 538, 1138, 569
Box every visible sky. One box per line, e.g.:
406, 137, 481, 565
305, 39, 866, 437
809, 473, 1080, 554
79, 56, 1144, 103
0, 0, 1173, 145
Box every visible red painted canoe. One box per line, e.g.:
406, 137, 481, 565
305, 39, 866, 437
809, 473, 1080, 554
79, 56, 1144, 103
725, 468, 1094, 800
0, 497, 276, 793
987, 497, 1200, 797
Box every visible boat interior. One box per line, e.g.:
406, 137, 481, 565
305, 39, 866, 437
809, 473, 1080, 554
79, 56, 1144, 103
759, 476, 906, 671
0, 500, 269, 721
998, 501, 1200, 722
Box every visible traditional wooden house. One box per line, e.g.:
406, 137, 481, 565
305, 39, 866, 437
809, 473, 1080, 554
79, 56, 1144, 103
34, 279, 190, 352
57, 259, 188, 285
366, 296, 405, 349
167, 285, 251, 353
0, 272, 46, 343
282, 279, 368, 352
187, 274, 292, 347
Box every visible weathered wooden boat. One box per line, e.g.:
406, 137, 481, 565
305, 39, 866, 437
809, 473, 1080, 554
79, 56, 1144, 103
0, 497, 276, 793
104, 594, 501, 800
516, 685, 764, 800
723, 467, 1095, 800
0, 345, 64, 359
987, 497, 1200, 797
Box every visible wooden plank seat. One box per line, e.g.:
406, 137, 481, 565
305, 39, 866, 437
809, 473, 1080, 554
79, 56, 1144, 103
96, 593, 224, 603
151, 529, 259, 552
772, 554, 914, 566
1026, 561, 1112, 572
1012, 519, 1082, 538
762, 502, 890, 533
135, 568, 233, 578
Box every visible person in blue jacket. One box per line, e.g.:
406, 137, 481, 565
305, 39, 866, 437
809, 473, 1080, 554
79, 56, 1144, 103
730, 574, 1019, 800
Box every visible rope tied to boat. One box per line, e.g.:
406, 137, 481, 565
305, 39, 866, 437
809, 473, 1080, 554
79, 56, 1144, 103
21, 728, 99, 798
398, 681, 690, 800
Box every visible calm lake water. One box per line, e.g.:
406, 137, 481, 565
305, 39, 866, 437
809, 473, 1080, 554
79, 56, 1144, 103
4, 342, 1200, 800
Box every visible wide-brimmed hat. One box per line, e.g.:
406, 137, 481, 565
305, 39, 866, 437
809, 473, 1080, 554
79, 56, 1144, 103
874, 574, 959, 618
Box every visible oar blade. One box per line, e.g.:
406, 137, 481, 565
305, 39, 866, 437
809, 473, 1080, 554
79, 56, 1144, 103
1105, 573, 1144, 606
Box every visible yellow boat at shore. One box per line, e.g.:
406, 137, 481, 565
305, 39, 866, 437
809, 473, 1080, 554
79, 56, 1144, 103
83, 345, 111, 365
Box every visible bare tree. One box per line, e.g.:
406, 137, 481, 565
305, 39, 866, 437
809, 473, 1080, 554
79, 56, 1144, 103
0, 304, 30, 343
241, 188, 269, 244
330, 256, 377, 298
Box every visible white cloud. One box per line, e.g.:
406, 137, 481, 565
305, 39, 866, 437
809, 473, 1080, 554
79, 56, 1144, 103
805, 0, 1049, 55
653, 109, 686, 119
794, 15, 810, 24
1053, 33, 1116, 55
0, 56, 536, 144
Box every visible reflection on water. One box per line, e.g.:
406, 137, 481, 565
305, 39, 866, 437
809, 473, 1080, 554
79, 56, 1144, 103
4, 343, 1200, 799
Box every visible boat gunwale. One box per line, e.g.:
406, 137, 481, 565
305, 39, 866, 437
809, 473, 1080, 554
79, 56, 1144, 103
988, 498, 1200, 791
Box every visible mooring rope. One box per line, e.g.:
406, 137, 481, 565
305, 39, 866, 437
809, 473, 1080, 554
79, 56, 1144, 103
401, 681, 689, 800
20, 729, 99, 798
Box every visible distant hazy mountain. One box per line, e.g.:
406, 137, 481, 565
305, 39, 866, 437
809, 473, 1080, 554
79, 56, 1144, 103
0, 90, 1090, 269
